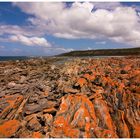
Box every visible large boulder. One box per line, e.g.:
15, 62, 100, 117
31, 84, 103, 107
49, 94, 117, 138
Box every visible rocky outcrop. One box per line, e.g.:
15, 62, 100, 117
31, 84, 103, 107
50, 95, 97, 138
49, 94, 118, 138
0, 57, 140, 138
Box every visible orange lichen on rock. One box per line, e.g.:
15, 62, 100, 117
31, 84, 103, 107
112, 110, 130, 138
124, 108, 140, 138
50, 95, 97, 138
6, 94, 23, 107
76, 78, 87, 87
32, 131, 42, 138
0, 120, 20, 138
94, 128, 118, 138
83, 73, 95, 81
0, 94, 24, 119
93, 95, 115, 131
133, 126, 140, 138
118, 83, 125, 93
43, 107, 57, 114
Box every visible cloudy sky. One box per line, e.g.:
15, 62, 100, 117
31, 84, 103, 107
0, 2, 140, 56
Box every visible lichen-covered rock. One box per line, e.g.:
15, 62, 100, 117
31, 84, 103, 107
50, 94, 97, 138
76, 78, 87, 87
0, 120, 20, 137
93, 96, 115, 131
112, 110, 130, 138
0, 94, 24, 119
32, 131, 43, 138
94, 128, 118, 138
124, 107, 140, 138
0, 57, 140, 138
43, 107, 57, 114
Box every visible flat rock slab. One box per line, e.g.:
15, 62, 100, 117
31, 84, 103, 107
24, 99, 57, 115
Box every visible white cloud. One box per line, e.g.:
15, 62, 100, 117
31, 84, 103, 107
95, 41, 106, 45
0, 35, 72, 54
0, 25, 33, 36
9, 35, 51, 47
12, 2, 140, 47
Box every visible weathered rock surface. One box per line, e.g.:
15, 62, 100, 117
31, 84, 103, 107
0, 120, 20, 137
0, 56, 140, 138
49, 94, 118, 138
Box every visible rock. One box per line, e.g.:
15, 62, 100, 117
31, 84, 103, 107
24, 99, 56, 115
24, 104, 41, 115
28, 94, 39, 103
14, 96, 30, 120
93, 95, 115, 131
112, 110, 130, 138
89, 92, 102, 100
124, 107, 140, 138
63, 87, 79, 93
0, 92, 6, 98
76, 78, 87, 87
32, 131, 43, 138
7, 81, 16, 88
94, 128, 118, 138
42, 91, 49, 97
44, 125, 49, 133
43, 113, 53, 126
50, 95, 97, 138
0, 120, 20, 137
43, 107, 57, 114
38, 99, 56, 109
51, 65, 56, 70
17, 127, 32, 138
19, 76, 26, 83
133, 126, 140, 138
1, 56, 140, 138
26, 116, 41, 131
0, 94, 24, 119
83, 73, 95, 81
24, 112, 42, 122
120, 70, 127, 74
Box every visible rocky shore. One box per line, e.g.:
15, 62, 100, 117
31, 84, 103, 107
0, 56, 140, 138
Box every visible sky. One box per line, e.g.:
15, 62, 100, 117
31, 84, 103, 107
0, 2, 140, 56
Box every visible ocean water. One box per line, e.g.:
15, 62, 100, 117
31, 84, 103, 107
0, 55, 125, 62
0, 56, 30, 61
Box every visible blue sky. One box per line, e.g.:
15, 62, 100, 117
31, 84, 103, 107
0, 2, 140, 56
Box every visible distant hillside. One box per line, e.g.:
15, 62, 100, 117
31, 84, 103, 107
58, 47, 140, 57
